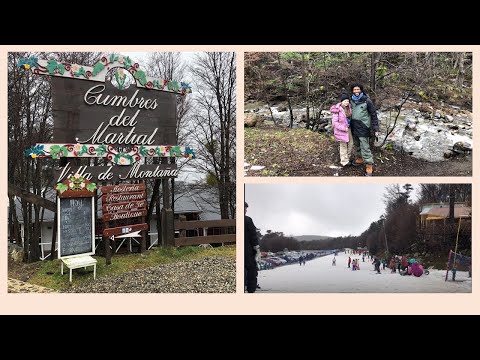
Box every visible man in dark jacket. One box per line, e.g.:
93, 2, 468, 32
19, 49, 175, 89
349, 83, 379, 176
245, 202, 260, 293
373, 257, 381, 274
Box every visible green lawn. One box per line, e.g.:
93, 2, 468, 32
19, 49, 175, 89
28, 245, 236, 291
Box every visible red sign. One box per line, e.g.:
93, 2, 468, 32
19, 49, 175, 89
102, 200, 146, 213
102, 209, 147, 222
103, 223, 149, 237
101, 183, 146, 194
103, 191, 146, 204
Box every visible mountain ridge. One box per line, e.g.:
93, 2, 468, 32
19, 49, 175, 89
294, 235, 332, 241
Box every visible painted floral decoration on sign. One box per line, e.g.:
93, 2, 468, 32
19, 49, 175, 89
25, 143, 195, 164
25, 144, 45, 158
56, 174, 97, 194
18, 54, 193, 95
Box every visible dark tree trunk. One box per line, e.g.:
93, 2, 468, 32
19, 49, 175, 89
8, 195, 22, 246
302, 53, 311, 129
287, 96, 294, 128
147, 180, 161, 228
156, 194, 162, 247
456, 52, 465, 87
449, 185, 455, 224
50, 213, 57, 260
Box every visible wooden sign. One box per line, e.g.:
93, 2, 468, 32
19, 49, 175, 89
102, 210, 147, 222
19, 54, 192, 264
101, 183, 145, 193
54, 163, 178, 183
58, 197, 95, 259
52, 77, 177, 145
102, 200, 146, 213
103, 191, 146, 204
103, 223, 149, 237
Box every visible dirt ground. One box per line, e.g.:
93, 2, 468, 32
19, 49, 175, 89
8, 256, 43, 282
244, 124, 472, 177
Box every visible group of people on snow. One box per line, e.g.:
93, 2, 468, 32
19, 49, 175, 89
347, 254, 425, 277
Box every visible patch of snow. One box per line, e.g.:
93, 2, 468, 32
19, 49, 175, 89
250, 165, 265, 171
258, 251, 471, 293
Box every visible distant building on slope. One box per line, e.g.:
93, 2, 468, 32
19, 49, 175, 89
419, 202, 471, 228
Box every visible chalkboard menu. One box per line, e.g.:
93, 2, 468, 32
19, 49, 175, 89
58, 197, 95, 258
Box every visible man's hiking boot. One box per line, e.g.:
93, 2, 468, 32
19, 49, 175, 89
352, 158, 364, 166
365, 163, 373, 176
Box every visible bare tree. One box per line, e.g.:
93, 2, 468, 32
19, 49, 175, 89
418, 184, 471, 204
189, 52, 236, 219
8, 52, 102, 262
145, 52, 192, 144
144, 52, 193, 239
376, 55, 432, 149
244, 52, 277, 122
456, 52, 465, 87
370, 52, 382, 96
276, 53, 295, 128
301, 53, 312, 128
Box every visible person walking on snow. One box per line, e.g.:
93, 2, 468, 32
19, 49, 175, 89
348, 256, 351, 268
373, 257, 381, 274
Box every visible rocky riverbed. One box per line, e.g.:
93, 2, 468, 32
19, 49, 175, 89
245, 100, 472, 163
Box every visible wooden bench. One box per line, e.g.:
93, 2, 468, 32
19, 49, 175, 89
61, 255, 97, 283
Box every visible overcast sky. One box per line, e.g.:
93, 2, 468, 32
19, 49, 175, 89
122, 52, 200, 182
122, 52, 197, 80
245, 183, 419, 237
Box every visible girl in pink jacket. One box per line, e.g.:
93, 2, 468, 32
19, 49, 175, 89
330, 94, 353, 166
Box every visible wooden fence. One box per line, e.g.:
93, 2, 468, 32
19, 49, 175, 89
174, 219, 236, 247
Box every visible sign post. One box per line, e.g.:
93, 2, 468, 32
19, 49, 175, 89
101, 183, 148, 263
22, 54, 194, 265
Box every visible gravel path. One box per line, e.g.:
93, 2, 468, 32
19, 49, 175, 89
63, 256, 236, 293
8, 278, 57, 293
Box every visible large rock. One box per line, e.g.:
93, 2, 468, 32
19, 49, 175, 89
244, 113, 258, 127
405, 116, 417, 130
8, 243, 24, 262
453, 141, 471, 153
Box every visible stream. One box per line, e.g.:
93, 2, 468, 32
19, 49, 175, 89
247, 100, 472, 162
